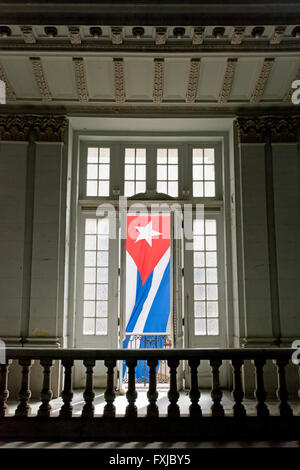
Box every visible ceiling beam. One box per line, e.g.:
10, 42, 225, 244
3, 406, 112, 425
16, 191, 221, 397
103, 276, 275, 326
113, 58, 125, 104
219, 58, 237, 103
284, 65, 300, 102
73, 57, 89, 102
186, 58, 200, 104
30, 57, 52, 101
153, 58, 164, 104
0, 62, 16, 101
250, 57, 274, 103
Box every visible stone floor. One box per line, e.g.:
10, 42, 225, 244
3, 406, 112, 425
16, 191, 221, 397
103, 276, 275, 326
6, 388, 300, 417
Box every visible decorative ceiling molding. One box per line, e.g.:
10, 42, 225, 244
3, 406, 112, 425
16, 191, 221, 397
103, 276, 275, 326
73, 57, 89, 102
21, 26, 36, 44
0, 62, 16, 101
218, 58, 237, 103
111, 27, 123, 45
186, 58, 200, 104
113, 58, 125, 103
235, 116, 300, 143
153, 58, 164, 104
192, 27, 205, 45
270, 26, 286, 45
250, 57, 274, 103
30, 57, 52, 101
68, 26, 81, 45
231, 27, 245, 45
284, 65, 300, 102
155, 27, 167, 45
0, 114, 67, 141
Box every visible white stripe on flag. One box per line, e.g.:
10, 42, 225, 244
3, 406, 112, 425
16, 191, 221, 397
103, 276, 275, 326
132, 247, 170, 334
125, 251, 137, 327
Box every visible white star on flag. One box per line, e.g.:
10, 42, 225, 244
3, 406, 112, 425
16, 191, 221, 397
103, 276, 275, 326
135, 221, 161, 247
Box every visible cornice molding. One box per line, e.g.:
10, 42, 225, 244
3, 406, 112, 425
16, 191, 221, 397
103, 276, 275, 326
0, 114, 68, 141
235, 116, 300, 143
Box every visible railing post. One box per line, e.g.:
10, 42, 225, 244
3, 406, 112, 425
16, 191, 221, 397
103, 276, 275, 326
0, 360, 12, 418
274, 358, 293, 417
188, 358, 201, 418
104, 359, 116, 418
125, 359, 137, 419
147, 359, 159, 418
231, 358, 246, 418
253, 358, 269, 417
210, 358, 224, 417
38, 359, 53, 418
82, 359, 96, 419
167, 358, 180, 418
15, 358, 33, 417
59, 359, 74, 419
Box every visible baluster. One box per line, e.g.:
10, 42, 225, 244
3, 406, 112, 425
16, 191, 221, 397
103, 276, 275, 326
274, 358, 293, 417
231, 358, 246, 418
125, 359, 137, 418
38, 359, 53, 418
0, 360, 11, 418
210, 359, 224, 417
253, 358, 269, 417
82, 359, 96, 418
59, 359, 74, 418
167, 358, 180, 418
188, 358, 201, 418
103, 359, 116, 418
147, 359, 159, 418
15, 358, 32, 417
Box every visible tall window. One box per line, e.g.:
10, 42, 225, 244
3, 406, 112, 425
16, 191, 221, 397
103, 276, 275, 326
86, 147, 110, 196
124, 148, 146, 197
156, 148, 178, 197
193, 218, 219, 336
192, 148, 215, 197
83, 217, 109, 335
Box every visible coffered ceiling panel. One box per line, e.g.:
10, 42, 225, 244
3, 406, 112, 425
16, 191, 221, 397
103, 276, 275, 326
124, 58, 154, 101
262, 57, 299, 100
163, 58, 190, 101
196, 58, 227, 101
85, 57, 114, 100
42, 57, 77, 100
230, 58, 263, 101
0, 56, 40, 99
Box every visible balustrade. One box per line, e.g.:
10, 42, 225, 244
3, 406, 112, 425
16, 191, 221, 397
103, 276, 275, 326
0, 348, 298, 440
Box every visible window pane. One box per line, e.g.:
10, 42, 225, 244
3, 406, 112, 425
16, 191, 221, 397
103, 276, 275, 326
157, 148, 167, 163
194, 284, 205, 300
136, 181, 146, 193
84, 268, 96, 283
168, 181, 178, 197
194, 236, 204, 250
97, 267, 108, 283
85, 235, 96, 250
195, 319, 206, 335
97, 284, 108, 300
206, 284, 218, 300
83, 318, 95, 335
98, 218, 109, 234
157, 181, 167, 194
206, 268, 218, 283
206, 252, 217, 267
87, 148, 98, 163
207, 318, 219, 335
194, 268, 205, 283
194, 301, 206, 317
193, 148, 203, 164
194, 219, 204, 235
96, 318, 107, 335
136, 165, 146, 180
99, 164, 110, 180
204, 148, 214, 163
99, 147, 110, 163
206, 236, 217, 251
136, 148, 146, 163
193, 182, 203, 197
205, 220, 216, 234
86, 180, 97, 196
87, 164, 98, 179
96, 301, 108, 317
97, 251, 109, 266
157, 165, 167, 180
193, 165, 203, 181
204, 165, 215, 180
125, 148, 135, 163
84, 284, 95, 300
168, 148, 178, 163
207, 301, 218, 317
168, 165, 178, 180
124, 181, 134, 197
84, 301, 95, 317
125, 165, 135, 180
194, 252, 205, 267
85, 251, 96, 267
98, 235, 109, 250
204, 182, 215, 197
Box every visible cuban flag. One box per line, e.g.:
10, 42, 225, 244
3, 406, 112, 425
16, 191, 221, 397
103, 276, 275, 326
123, 215, 171, 381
